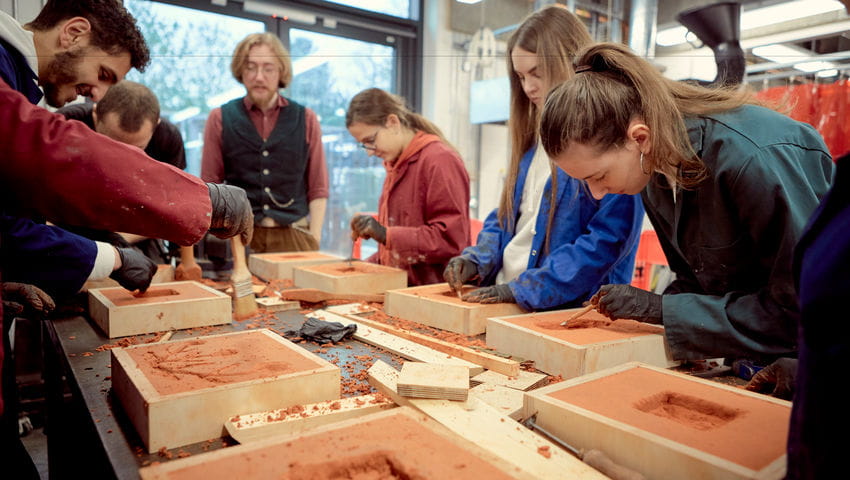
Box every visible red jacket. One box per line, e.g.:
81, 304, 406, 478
370, 132, 470, 285
0, 79, 212, 414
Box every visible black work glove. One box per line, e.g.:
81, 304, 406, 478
2, 282, 55, 316
590, 284, 662, 324
443, 256, 479, 292
207, 183, 254, 246
463, 284, 515, 304
746, 357, 797, 400
350, 214, 387, 244
110, 247, 157, 293
286, 317, 357, 344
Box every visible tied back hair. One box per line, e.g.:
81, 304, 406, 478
345, 88, 453, 149
501, 4, 593, 251
540, 42, 769, 189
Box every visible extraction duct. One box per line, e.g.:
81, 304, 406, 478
676, 1, 745, 86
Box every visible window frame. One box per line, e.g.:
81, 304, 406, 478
147, 0, 423, 109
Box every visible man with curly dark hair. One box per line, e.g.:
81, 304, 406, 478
2, 0, 149, 107
0, 2, 252, 479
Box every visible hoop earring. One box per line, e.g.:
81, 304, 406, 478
640, 152, 650, 175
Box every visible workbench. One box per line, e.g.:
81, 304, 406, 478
40, 300, 402, 480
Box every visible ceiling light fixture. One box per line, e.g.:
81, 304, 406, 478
656, 0, 845, 46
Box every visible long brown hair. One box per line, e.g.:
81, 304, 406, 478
500, 4, 593, 239
345, 88, 452, 147
540, 42, 767, 189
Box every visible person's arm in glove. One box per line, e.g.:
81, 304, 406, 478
745, 357, 797, 400
207, 183, 254, 246
462, 284, 515, 304
443, 256, 479, 294
2, 282, 55, 317
350, 215, 387, 244
590, 284, 663, 324
110, 247, 157, 293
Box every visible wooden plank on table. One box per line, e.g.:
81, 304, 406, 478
367, 360, 609, 480
255, 297, 301, 312
224, 393, 396, 444
469, 383, 528, 421
525, 362, 790, 480
111, 329, 340, 452
385, 283, 525, 335
337, 312, 520, 377
397, 362, 469, 401
325, 302, 379, 315
471, 369, 550, 391
308, 310, 484, 375
487, 308, 675, 380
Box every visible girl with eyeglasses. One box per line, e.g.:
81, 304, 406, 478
443, 5, 644, 310
539, 42, 834, 362
346, 87, 471, 286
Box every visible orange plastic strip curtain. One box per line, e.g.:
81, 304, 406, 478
755, 80, 850, 160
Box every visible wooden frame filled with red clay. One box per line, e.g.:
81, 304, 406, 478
525, 362, 791, 480
139, 407, 536, 480
248, 251, 344, 281
293, 260, 407, 295
384, 283, 525, 335
487, 307, 676, 378
111, 329, 340, 452
88, 281, 231, 338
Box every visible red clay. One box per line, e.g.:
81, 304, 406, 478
547, 366, 790, 470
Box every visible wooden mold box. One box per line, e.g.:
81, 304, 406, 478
486, 308, 675, 378
111, 329, 340, 452
384, 283, 525, 335
88, 281, 231, 338
139, 407, 534, 480
525, 362, 791, 480
293, 260, 407, 295
248, 251, 343, 281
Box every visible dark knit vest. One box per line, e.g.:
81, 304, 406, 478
221, 97, 308, 225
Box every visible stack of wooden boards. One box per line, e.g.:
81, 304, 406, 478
396, 362, 470, 401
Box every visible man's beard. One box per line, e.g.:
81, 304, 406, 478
248, 87, 277, 108
41, 48, 85, 107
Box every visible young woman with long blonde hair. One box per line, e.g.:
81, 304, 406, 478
444, 5, 644, 310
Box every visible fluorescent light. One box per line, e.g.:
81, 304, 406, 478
657, 0, 845, 47
794, 60, 838, 72
743, 0, 843, 30
752, 44, 811, 63
751, 43, 839, 75
816, 68, 839, 77
456, 0, 483, 3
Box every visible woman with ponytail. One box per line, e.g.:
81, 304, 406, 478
443, 5, 644, 311
540, 42, 834, 362
346, 87, 470, 286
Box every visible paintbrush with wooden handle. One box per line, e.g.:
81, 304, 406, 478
230, 236, 257, 317
560, 304, 595, 326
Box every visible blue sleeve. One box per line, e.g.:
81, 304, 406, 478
509, 191, 644, 310
459, 207, 507, 284
1, 215, 98, 298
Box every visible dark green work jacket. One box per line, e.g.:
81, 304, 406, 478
643, 104, 834, 361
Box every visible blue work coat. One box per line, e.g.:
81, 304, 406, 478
461, 146, 643, 310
